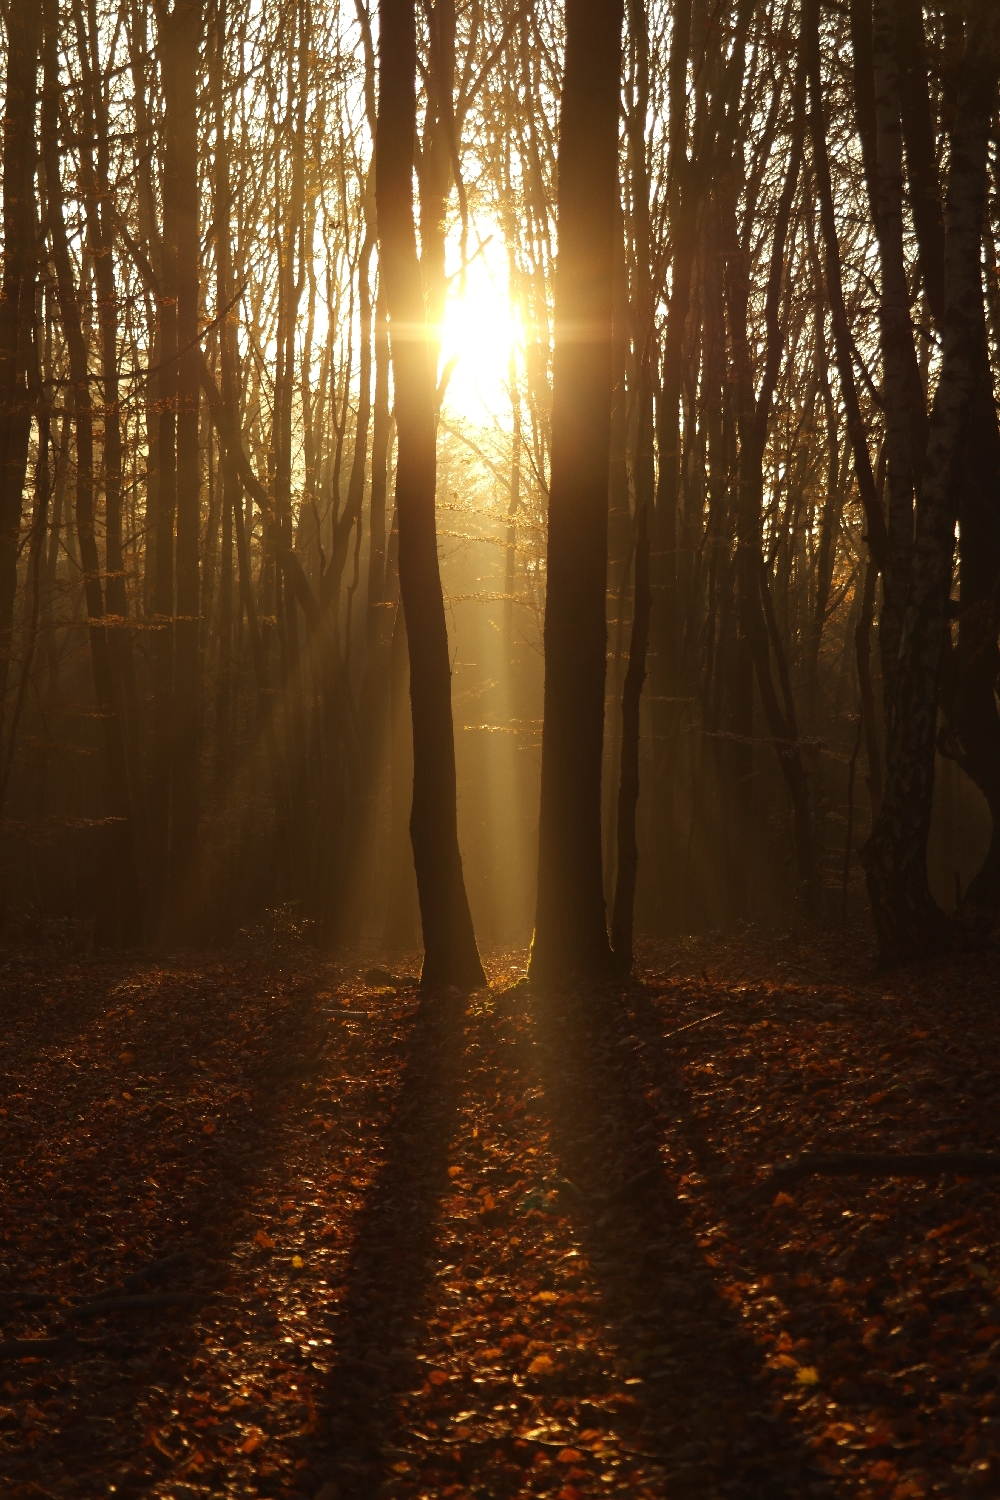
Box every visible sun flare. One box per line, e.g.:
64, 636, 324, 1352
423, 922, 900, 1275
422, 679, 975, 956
438, 246, 519, 426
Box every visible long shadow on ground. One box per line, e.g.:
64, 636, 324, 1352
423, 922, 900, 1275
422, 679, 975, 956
317, 990, 469, 1499
529, 978, 822, 1499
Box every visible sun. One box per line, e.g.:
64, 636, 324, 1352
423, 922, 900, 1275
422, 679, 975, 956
438, 242, 519, 427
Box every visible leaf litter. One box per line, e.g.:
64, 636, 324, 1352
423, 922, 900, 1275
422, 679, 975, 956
0, 924, 997, 1497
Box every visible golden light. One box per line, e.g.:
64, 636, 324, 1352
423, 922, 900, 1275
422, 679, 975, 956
438, 241, 520, 427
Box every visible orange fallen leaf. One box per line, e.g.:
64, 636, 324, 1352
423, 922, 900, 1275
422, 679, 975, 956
240, 1432, 263, 1454
773, 1191, 795, 1208
481, 1192, 495, 1210
254, 1230, 275, 1249
119, 1052, 135, 1064
796, 1366, 819, 1385
532, 1291, 558, 1304
867, 1090, 889, 1106
448, 1166, 463, 1178
869, 1459, 898, 1482
202, 1120, 216, 1135
528, 1354, 554, 1375
557, 1448, 583, 1463
428, 1370, 449, 1385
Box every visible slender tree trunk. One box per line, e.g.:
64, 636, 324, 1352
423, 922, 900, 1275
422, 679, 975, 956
528, 0, 623, 984
611, 501, 651, 971
42, 0, 143, 943
0, 0, 41, 755
376, 0, 484, 988
165, 0, 203, 925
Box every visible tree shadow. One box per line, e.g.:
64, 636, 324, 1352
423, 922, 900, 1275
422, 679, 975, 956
0, 949, 416, 1498
528, 978, 824, 1498
318, 988, 470, 1498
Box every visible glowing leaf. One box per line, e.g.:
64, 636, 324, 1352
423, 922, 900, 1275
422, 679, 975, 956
240, 1433, 263, 1454
557, 1448, 583, 1463
532, 1291, 558, 1304
795, 1365, 819, 1385
254, 1230, 275, 1249
428, 1370, 449, 1385
292, 1255, 305, 1269
528, 1354, 554, 1375
448, 1166, 463, 1178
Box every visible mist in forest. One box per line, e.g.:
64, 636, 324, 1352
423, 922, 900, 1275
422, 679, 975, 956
1, 0, 998, 971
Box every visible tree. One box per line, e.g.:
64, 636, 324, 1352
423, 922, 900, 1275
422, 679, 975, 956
376, 0, 485, 989
863, 0, 1000, 960
528, 0, 624, 985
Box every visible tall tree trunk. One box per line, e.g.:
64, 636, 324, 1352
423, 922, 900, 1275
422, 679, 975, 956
164, 0, 203, 926
863, 1, 1000, 961
376, 0, 485, 988
610, 501, 651, 971
0, 0, 41, 756
42, 0, 143, 944
528, 0, 623, 984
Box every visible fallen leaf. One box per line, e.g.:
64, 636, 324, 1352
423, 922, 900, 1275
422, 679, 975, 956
533, 1290, 558, 1304
119, 1052, 135, 1064
448, 1165, 463, 1178
796, 1365, 820, 1385
254, 1230, 275, 1249
291, 1255, 305, 1269
428, 1370, 449, 1385
773, 1191, 795, 1207
241, 1432, 263, 1454
557, 1447, 583, 1462
528, 1354, 554, 1375
202, 1120, 216, 1134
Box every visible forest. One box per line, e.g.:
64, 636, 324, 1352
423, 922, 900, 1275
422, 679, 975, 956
2, 0, 1000, 1497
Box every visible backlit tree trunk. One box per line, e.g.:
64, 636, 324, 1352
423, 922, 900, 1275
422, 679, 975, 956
376, 0, 485, 989
528, 0, 623, 984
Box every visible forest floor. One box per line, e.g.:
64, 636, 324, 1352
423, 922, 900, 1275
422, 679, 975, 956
0, 924, 999, 1500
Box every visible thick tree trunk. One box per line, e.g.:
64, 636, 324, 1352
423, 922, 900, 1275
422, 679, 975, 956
863, 1, 1000, 961
527, 0, 623, 985
376, 0, 484, 988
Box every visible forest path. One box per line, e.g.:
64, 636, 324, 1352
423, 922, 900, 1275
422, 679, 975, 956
0, 929, 998, 1498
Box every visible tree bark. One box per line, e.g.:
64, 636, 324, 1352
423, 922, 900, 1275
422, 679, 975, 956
528, 0, 623, 985
0, 0, 41, 756
376, 0, 484, 988
164, 0, 203, 926
610, 502, 651, 972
